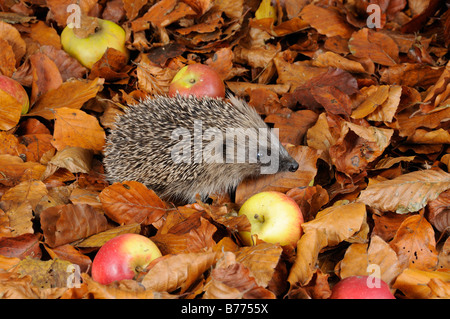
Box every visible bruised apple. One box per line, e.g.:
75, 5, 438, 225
91, 233, 162, 285
330, 276, 395, 299
168, 64, 226, 98
61, 18, 129, 69
0, 75, 29, 114
238, 191, 303, 246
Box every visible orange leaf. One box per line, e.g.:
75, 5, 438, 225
52, 108, 106, 152
300, 4, 354, 39
349, 28, 399, 66
389, 214, 439, 271
99, 181, 167, 225
0, 89, 22, 131
28, 78, 104, 120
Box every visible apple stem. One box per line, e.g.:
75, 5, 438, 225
254, 213, 265, 223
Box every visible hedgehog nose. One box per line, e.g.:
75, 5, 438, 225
289, 161, 299, 172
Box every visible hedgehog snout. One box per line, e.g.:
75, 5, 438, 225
288, 161, 299, 172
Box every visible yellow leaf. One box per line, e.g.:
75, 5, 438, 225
255, 0, 277, 20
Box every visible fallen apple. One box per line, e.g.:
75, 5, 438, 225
168, 64, 226, 98
0, 75, 29, 114
238, 191, 303, 246
61, 18, 129, 69
330, 276, 395, 299
91, 233, 162, 285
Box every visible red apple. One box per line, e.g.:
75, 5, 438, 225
168, 64, 225, 98
238, 191, 303, 247
91, 233, 162, 285
0, 75, 29, 114
330, 276, 395, 299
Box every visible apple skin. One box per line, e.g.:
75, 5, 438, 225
91, 233, 162, 285
330, 276, 395, 299
168, 64, 226, 98
61, 18, 129, 69
238, 191, 303, 247
0, 75, 29, 114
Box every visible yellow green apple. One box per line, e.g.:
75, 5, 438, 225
61, 18, 129, 69
238, 191, 304, 246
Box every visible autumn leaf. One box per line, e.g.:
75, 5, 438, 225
52, 108, 106, 152
288, 202, 367, 286
28, 78, 104, 120
141, 250, 221, 293
389, 214, 439, 270
358, 169, 450, 214
99, 181, 168, 226
40, 204, 109, 248
0, 89, 22, 131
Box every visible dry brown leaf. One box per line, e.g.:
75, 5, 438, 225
358, 169, 450, 214
28, 78, 104, 120
0, 88, 22, 131
195, 201, 251, 233
0, 233, 41, 259
427, 189, 450, 233
46, 0, 97, 27
338, 235, 401, 287
0, 155, 46, 187
288, 202, 366, 285
300, 4, 354, 39
38, 45, 87, 82
81, 273, 176, 299
380, 63, 444, 89
394, 107, 450, 138
99, 181, 168, 226
151, 216, 217, 254
44, 244, 91, 273
312, 51, 365, 73
235, 243, 282, 287
1, 180, 48, 210
40, 203, 109, 248
28, 21, 61, 50
0, 39, 16, 77
136, 54, 183, 95
203, 251, 276, 299
76, 223, 141, 248
330, 121, 394, 175
366, 85, 402, 122
264, 109, 319, 145
351, 85, 390, 119
0, 21, 26, 65
29, 52, 63, 105
393, 268, 450, 299
141, 250, 220, 293
349, 28, 399, 66
390, 214, 438, 270
407, 128, 450, 145
48, 147, 93, 174
274, 58, 327, 91
52, 108, 106, 152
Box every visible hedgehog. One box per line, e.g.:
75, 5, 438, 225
104, 95, 299, 204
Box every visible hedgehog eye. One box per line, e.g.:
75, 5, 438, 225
256, 152, 263, 162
